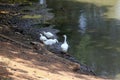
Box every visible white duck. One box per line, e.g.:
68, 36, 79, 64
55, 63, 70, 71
43, 31, 54, 38
61, 35, 69, 53
39, 33, 47, 42
43, 39, 58, 46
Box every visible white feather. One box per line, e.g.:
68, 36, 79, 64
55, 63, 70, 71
43, 31, 54, 38
61, 35, 69, 52
43, 39, 58, 46
40, 33, 47, 41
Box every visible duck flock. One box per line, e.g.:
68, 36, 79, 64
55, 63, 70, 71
39, 31, 69, 53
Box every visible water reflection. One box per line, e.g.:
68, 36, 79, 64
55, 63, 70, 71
115, 0, 120, 20
39, 0, 46, 5
47, 0, 120, 79
78, 12, 87, 34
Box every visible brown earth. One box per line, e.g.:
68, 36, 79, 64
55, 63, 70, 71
0, 33, 110, 80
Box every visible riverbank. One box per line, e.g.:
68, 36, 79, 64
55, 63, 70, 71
0, 34, 108, 80
0, 2, 109, 80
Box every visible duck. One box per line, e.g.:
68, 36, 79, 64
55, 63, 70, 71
39, 33, 47, 42
43, 31, 54, 38
61, 35, 69, 53
43, 39, 58, 46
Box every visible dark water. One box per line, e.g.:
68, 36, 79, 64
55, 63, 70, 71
46, 0, 120, 79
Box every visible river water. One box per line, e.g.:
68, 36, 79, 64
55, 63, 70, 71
46, 0, 120, 79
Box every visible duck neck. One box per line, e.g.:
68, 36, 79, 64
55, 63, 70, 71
40, 34, 42, 36
64, 36, 67, 43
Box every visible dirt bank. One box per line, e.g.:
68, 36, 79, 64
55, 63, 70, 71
0, 34, 109, 80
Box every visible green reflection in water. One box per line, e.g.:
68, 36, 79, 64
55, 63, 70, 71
47, 0, 120, 78
73, 0, 120, 19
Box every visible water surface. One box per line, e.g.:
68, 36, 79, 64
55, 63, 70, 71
47, 0, 120, 79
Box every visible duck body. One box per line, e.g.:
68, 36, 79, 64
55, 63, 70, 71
43, 31, 54, 38
61, 35, 69, 53
43, 39, 58, 46
40, 33, 47, 42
